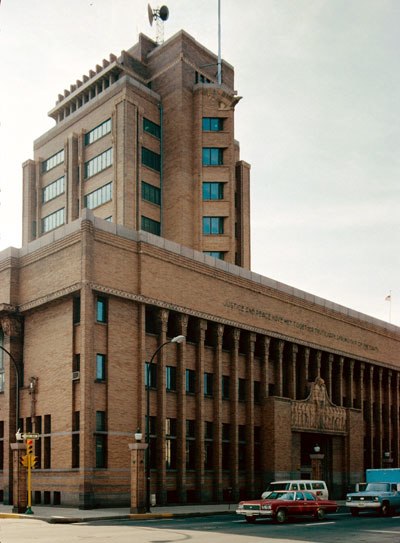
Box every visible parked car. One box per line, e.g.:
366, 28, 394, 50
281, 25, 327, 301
261, 480, 329, 499
236, 490, 338, 523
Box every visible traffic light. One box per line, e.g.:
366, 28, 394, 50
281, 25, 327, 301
30, 456, 38, 469
20, 455, 29, 468
26, 439, 34, 456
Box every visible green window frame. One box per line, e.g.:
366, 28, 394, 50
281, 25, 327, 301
84, 148, 113, 179
96, 296, 108, 323
143, 118, 161, 139
43, 176, 65, 203
85, 119, 112, 146
202, 182, 224, 200
202, 117, 223, 131
42, 149, 64, 172
202, 147, 223, 166
41, 208, 65, 233
141, 216, 161, 236
142, 181, 161, 205
96, 354, 106, 381
203, 251, 225, 260
142, 147, 161, 172
202, 216, 224, 235
85, 182, 112, 209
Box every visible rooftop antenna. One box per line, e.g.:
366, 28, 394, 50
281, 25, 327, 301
217, 0, 222, 84
147, 4, 169, 45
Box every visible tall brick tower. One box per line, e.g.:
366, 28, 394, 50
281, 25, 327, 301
22, 31, 251, 268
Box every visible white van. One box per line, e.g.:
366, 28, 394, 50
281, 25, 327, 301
261, 480, 329, 500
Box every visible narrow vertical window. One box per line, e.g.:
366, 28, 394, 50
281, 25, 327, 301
96, 296, 108, 323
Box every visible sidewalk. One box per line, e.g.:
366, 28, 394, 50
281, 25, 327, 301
0, 502, 236, 524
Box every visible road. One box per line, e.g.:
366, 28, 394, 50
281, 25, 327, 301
1, 511, 400, 543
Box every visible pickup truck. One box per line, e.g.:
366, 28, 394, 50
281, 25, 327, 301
346, 469, 400, 516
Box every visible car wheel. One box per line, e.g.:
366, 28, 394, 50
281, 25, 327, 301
275, 508, 287, 524
350, 508, 359, 517
315, 508, 325, 521
245, 516, 256, 523
381, 502, 392, 517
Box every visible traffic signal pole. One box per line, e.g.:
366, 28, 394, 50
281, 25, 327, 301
15, 433, 39, 514
24, 438, 37, 514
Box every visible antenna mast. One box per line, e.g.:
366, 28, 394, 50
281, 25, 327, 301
147, 4, 169, 45
217, 0, 222, 84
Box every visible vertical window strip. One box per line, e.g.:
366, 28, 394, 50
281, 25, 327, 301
42, 149, 65, 172
42, 208, 65, 233
142, 147, 161, 172
141, 216, 161, 236
85, 119, 112, 146
43, 176, 65, 203
143, 118, 161, 139
141, 181, 161, 205
84, 148, 113, 179
85, 182, 113, 209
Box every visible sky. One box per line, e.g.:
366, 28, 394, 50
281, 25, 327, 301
0, 0, 399, 326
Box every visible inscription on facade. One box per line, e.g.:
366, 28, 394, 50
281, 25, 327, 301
291, 377, 346, 434
224, 300, 378, 352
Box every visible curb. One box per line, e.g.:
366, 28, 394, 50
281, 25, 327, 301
0, 510, 233, 524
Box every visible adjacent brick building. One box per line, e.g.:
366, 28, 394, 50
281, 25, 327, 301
0, 30, 399, 508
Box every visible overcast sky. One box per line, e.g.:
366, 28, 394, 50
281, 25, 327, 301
0, 0, 399, 326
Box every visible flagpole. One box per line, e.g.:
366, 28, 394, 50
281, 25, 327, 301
385, 290, 392, 323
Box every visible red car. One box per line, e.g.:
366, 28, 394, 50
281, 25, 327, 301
236, 490, 338, 523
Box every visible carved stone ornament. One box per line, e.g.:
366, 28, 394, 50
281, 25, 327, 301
0, 315, 22, 338
291, 377, 346, 434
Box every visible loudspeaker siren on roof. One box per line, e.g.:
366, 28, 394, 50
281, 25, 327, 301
147, 4, 169, 44
147, 4, 169, 25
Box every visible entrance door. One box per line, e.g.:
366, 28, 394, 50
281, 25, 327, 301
300, 433, 332, 489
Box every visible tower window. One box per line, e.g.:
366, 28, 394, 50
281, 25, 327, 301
202, 117, 223, 131
202, 147, 223, 166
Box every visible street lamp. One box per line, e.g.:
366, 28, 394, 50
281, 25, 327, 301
145, 334, 185, 512
0, 345, 20, 434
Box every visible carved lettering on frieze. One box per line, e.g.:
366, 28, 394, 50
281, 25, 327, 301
291, 377, 346, 434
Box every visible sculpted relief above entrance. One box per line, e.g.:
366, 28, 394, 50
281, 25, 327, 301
291, 377, 346, 434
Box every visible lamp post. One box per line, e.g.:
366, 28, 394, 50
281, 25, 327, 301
0, 345, 20, 434
145, 334, 185, 512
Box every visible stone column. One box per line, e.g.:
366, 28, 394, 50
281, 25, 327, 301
327, 354, 334, 402
260, 336, 270, 490
289, 344, 298, 400
367, 366, 374, 467
128, 442, 148, 513
386, 371, 392, 458
245, 333, 256, 497
377, 368, 383, 466
231, 329, 240, 502
348, 360, 355, 408
338, 357, 344, 407
214, 324, 224, 502
177, 314, 188, 504
359, 363, 365, 412
316, 351, 322, 378
11, 442, 27, 513
195, 320, 207, 503
276, 340, 284, 397
395, 373, 400, 466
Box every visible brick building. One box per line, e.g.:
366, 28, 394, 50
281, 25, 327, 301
0, 30, 399, 508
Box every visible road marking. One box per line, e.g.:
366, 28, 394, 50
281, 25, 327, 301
303, 522, 336, 527
365, 530, 400, 535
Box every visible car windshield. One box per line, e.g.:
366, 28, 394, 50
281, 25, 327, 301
365, 483, 390, 492
266, 491, 294, 501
